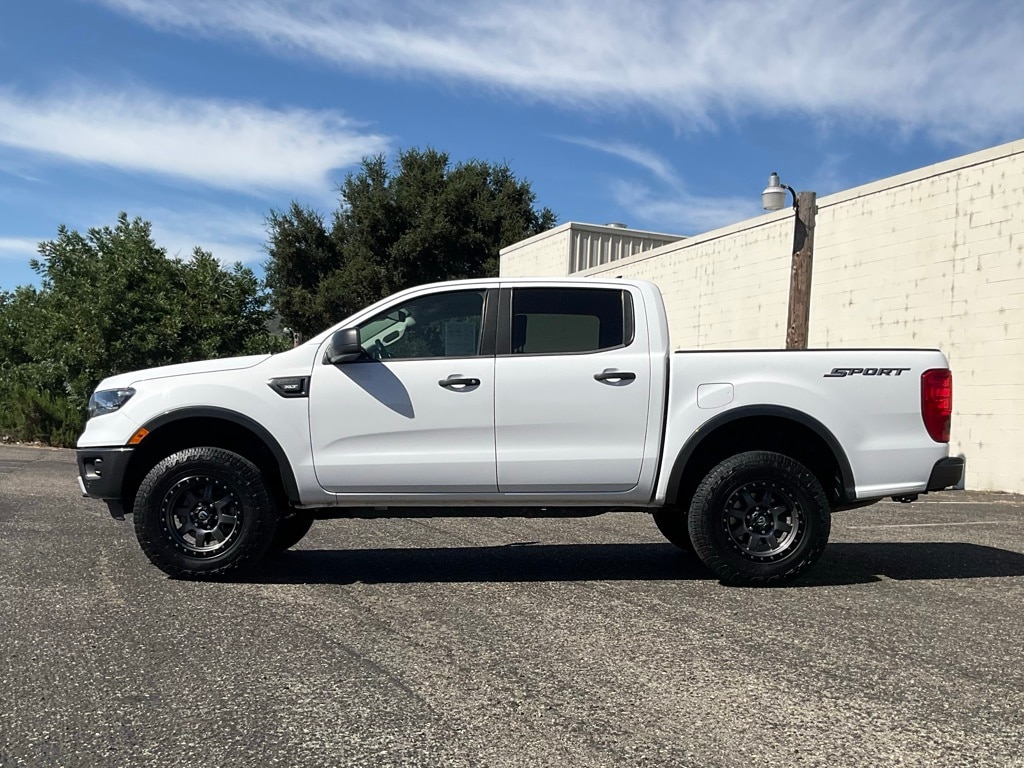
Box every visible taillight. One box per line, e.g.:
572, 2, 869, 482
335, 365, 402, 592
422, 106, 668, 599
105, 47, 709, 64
921, 369, 952, 442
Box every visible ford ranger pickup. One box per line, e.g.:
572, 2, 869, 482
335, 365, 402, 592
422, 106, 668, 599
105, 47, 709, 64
76, 278, 963, 585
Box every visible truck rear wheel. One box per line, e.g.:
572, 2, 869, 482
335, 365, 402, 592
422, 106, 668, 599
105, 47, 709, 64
687, 451, 831, 586
133, 447, 278, 579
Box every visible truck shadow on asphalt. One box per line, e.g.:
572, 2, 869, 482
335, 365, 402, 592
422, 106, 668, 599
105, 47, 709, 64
248, 542, 1024, 587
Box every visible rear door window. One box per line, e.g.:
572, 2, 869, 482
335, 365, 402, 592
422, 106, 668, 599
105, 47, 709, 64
510, 288, 631, 354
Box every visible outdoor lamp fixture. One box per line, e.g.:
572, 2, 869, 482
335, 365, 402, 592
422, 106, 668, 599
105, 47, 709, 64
762, 172, 797, 212
761, 172, 817, 350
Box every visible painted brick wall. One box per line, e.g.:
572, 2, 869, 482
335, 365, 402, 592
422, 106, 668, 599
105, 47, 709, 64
499, 227, 571, 277
499, 139, 1024, 492
808, 143, 1024, 493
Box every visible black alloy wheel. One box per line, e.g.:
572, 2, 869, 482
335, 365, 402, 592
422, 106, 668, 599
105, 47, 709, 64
134, 447, 279, 579
160, 474, 244, 557
720, 480, 804, 562
687, 451, 831, 586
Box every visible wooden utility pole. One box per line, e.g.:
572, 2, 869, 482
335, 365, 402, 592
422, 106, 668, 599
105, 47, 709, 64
785, 191, 817, 349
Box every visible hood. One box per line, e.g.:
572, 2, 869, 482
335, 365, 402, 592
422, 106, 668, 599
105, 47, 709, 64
96, 354, 272, 390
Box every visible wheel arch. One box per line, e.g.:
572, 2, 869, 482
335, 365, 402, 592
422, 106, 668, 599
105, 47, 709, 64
122, 407, 300, 514
665, 405, 855, 509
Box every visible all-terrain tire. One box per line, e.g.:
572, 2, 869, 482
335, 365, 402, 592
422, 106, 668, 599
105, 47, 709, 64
133, 447, 278, 580
268, 512, 315, 553
687, 451, 831, 586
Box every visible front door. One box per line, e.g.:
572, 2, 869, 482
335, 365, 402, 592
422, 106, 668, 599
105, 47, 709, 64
310, 288, 497, 495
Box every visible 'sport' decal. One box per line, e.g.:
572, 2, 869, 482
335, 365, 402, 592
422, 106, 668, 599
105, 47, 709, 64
823, 367, 911, 378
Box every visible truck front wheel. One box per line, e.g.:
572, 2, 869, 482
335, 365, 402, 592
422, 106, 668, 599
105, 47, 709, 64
133, 447, 278, 579
687, 451, 831, 586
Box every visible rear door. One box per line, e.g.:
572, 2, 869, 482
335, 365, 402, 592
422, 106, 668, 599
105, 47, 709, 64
494, 285, 651, 493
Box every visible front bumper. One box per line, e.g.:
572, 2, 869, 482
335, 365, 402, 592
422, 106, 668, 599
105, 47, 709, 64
76, 447, 133, 500
926, 456, 965, 491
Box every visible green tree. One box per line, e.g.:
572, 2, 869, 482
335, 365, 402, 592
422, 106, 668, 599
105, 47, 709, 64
265, 147, 556, 337
0, 213, 287, 445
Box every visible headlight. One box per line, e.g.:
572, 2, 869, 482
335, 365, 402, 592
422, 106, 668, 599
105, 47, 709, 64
87, 388, 136, 418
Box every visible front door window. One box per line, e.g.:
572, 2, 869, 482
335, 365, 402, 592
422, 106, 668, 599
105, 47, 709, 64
358, 290, 485, 360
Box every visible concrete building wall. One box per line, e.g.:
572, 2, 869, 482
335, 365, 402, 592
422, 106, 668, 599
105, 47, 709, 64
501, 226, 572, 277
499, 139, 1024, 492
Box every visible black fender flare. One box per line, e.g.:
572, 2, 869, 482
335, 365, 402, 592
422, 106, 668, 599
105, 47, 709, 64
663, 405, 856, 504
139, 406, 302, 504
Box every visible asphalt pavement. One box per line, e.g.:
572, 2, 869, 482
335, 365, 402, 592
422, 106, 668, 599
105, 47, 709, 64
1, 445, 1023, 768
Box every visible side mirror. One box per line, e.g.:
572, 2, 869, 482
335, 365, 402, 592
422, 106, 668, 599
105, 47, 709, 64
324, 328, 364, 364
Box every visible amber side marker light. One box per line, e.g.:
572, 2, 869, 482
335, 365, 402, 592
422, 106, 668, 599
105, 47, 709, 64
128, 428, 149, 445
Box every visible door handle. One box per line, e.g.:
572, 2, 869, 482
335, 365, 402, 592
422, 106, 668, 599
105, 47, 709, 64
594, 370, 636, 383
439, 375, 481, 389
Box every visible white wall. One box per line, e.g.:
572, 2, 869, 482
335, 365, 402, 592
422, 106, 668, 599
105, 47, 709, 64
500, 225, 572, 277
500, 139, 1024, 493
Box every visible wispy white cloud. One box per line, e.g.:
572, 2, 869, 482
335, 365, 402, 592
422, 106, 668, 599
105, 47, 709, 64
559, 136, 754, 232
144, 205, 270, 265
610, 180, 759, 234
805, 154, 852, 198
94, 0, 1024, 145
0, 206, 269, 272
557, 136, 680, 187
0, 237, 41, 261
0, 167, 44, 184
0, 86, 389, 195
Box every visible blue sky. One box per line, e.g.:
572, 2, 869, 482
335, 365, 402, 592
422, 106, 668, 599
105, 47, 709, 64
2, 0, 1023, 290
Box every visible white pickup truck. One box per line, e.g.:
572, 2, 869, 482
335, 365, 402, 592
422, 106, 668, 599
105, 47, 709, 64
77, 278, 963, 585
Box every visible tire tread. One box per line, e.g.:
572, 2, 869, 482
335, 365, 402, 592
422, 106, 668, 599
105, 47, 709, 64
133, 447, 277, 580
687, 450, 831, 586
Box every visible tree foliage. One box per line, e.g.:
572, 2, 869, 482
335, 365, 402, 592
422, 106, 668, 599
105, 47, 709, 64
265, 148, 557, 337
0, 213, 288, 446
